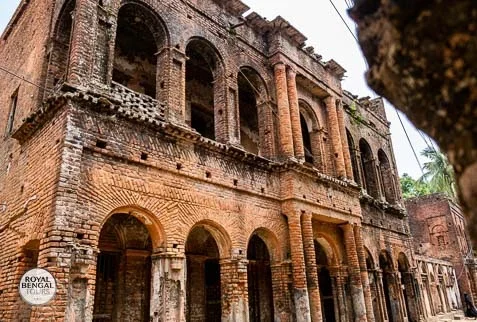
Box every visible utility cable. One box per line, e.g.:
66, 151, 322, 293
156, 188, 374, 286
0, 65, 51, 93
395, 108, 424, 175
328, 0, 359, 44
327, 0, 426, 176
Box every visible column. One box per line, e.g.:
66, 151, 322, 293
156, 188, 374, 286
274, 62, 295, 159
68, 0, 98, 85
271, 262, 293, 321
342, 224, 367, 322
354, 226, 375, 322
325, 96, 346, 178
301, 213, 323, 322
336, 101, 354, 180
332, 268, 348, 322
287, 212, 312, 322
220, 257, 249, 322
151, 251, 186, 322
376, 270, 389, 321
157, 47, 187, 124
287, 68, 305, 161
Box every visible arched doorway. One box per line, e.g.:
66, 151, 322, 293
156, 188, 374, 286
315, 240, 336, 322
93, 213, 153, 321
365, 249, 382, 322
247, 234, 274, 321
398, 253, 419, 322
186, 226, 222, 322
379, 251, 398, 322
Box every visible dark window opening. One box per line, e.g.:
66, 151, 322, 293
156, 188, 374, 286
359, 139, 380, 199
186, 42, 216, 140
378, 149, 397, 203
238, 72, 260, 155
247, 235, 274, 322
45, 0, 75, 94
186, 226, 222, 322
6, 89, 18, 135
113, 5, 158, 97
93, 214, 152, 322
346, 130, 360, 185
300, 113, 313, 164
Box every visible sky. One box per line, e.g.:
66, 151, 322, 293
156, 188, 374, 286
0, 0, 433, 179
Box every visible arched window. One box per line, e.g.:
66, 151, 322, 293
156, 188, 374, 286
378, 149, 397, 203
359, 139, 380, 198
185, 39, 224, 141
113, 3, 167, 97
346, 129, 360, 185
299, 101, 323, 169
238, 67, 269, 155
44, 0, 76, 93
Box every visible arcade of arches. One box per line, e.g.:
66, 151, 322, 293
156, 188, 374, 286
88, 211, 437, 322
0, 0, 468, 321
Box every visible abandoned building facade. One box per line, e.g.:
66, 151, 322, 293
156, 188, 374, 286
0, 0, 466, 321
407, 194, 477, 318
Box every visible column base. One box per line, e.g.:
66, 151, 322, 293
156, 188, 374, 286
293, 288, 312, 322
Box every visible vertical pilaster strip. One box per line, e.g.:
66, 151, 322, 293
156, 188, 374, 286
354, 226, 375, 322
220, 257, 249, 322
325, 96, 346, 178
288, 213, 312, 322
274, 63, 295, 159
376, 270, 389, 320
300, 213, 322, 322
68, 0, 97, 85
342, 224, 368, 322
334, 271, 348, 322
336, 102, 354, 180
286, 68, 305, 161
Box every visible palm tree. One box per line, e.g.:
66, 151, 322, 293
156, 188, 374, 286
419, 147, 456, 199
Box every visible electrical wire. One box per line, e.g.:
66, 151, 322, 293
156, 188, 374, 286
328, 0, 359, 44
327, 0, 426, 176
395, 108, 424, 175
0, 65, 51, 93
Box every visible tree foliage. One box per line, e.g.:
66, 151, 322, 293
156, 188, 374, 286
419, 147, 456, 199
400, 173, 431, 199
399, 147, 457, 200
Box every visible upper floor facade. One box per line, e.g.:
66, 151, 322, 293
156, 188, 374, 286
0, 0, 404, 215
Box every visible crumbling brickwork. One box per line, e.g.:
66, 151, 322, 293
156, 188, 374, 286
407, 194, 476, 317
0, 0, 432, 321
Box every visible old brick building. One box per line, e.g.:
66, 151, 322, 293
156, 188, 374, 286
0, 0, 424, 321
407, 194, 477, 318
